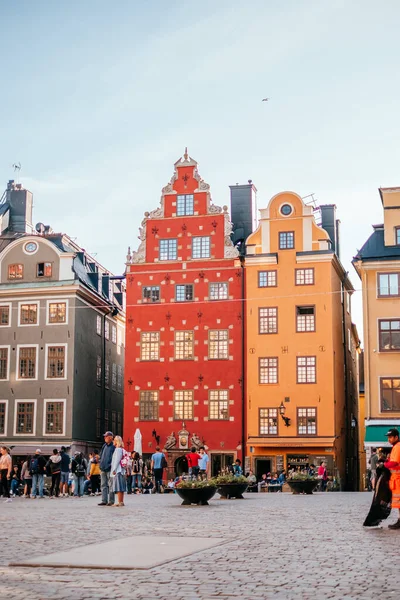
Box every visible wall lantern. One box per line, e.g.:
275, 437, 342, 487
279, 402, 291, 427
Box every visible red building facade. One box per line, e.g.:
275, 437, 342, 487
124, 151, 244, 476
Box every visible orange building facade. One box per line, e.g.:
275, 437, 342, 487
245, 192, 359, 489
124, 151, 244, 476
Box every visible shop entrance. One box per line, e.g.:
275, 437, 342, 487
255, 458, 272, 480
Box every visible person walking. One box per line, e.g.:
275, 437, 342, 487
370, 448, 379, 491
317, 461, 328, 491
131, 452, 143, 493
151, 446, 166, 493
0, 446, 12, 502
98, 431, 115, 506
90, 450, 101, 495
46, 449, 62, 498
59, 446, 71, 497
186, 447, 201, 479
198, 447, 210, 479
21, 457, 32, 498
71, 452, 87, 498
111, 436, 127, 507
233, 459, 243, 477
384, 428, 400, 529
30, 450, 47, 499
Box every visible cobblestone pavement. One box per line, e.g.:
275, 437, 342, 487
1, 491, 398, 600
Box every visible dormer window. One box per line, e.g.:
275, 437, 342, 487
37, 262, 52, 277
177, 194, 194, 216
8, 264, 23, 280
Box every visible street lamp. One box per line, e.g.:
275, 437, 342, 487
279, 402, 291, 427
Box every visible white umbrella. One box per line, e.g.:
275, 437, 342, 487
134, 428, 143, 456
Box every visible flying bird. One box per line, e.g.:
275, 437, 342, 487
262, 98, 270, 102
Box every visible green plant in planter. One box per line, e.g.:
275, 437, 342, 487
176, 479, 216, 489
287, 472, 318, 481
210, 474, 248, 485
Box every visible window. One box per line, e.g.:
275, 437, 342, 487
209, 282, 228, 300
295, 268, 314, 285
139, 391, 159, 420
96, 408, 101, 438
259, 307, 278, 334
117, 412, 122, 435
259, 408, 278, 435
45, 401, 64, 434
176, 284, 193, 302
117, 365, 123, 393
381, 378, 400, 411
208, 330, 229, 359
104, 409, 109, 431
379, 320, 400, 351
395, 227, 400, 246
49, 302, 66, 324
47, 346, 66, 378
16, 402, 34, 434
378, 273, 400, 297
112, 325, 117, 344
104, 321, 110, 340
280, 204, 293, 216
8, 264, 23, 279
259, 357, 278, 384
0, 305, 10, 326
105, 360, 110, 388
258, 271, 277, 287
297, 356, 316, 383
209, 390, 229, 420
0, 402, 6, 435
192, 236, 210, 259
159, 239, 177, 261
142, 286, 160, 303
279, 231, 294, 249
174, 331, 194, 360
112, 363, 117, 391
346, 292, 350, 314
177, 194, 194, 216
112, 411, 116, 433
20, 303, 38, 325
174, 390, 194, 420
96, 356, 101, 386
18, 347, 37, 379
297, 408, 317, 435
0, 348, 9, 380
96, 315, 102, 335
140, 332, 160, 361
296, 306, 315, 332
37, 262, 52, 277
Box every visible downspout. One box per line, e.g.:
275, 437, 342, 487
240, 256, 246, 468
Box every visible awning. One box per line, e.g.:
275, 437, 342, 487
7, 444, 69, 456
364, 425, 395, 446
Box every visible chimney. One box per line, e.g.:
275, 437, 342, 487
8, 181, 33, 233
229, 180, 257, 255
320, 204, 340, 258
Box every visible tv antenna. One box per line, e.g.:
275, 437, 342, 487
12, 162, 22, 183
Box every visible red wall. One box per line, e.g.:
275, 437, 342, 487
124, 157, 243, 461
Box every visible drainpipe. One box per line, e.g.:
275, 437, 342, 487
240, 257, 246, 468
101, 313, 107, 436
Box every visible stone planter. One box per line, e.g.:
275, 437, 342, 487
217, 483, 248, 499
287, 479, 319, 495
176, 486, 217, 506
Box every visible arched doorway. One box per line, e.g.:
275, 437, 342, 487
174, 455, 188, 476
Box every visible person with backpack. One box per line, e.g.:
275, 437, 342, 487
131, 451, 143, 494
30, 450, 47, 499
59, 446, 71, 497
111, 436, 127, 507
89, 450, 101, 495
21, 456, 32, 497
46, 449, 62, 498
151, 446, 167, 493
98, 431, 115, 506
71, 452, 87, 498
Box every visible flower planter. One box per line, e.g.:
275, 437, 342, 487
287, 479, 319, 495
217, 483, 248, 499
176, 486, 217, 506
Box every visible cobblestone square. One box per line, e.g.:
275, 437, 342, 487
1, 491, 398, 599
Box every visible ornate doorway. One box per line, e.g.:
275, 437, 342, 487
174, 455, 189, 476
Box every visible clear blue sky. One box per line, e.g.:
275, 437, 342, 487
1, 0, 399, 336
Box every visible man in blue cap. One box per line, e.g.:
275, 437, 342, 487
98, 431, 115, 506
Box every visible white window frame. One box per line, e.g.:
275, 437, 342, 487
0, 399, 9, 436
43, 399, 66, 436
105, 320, 110, 340
96, 315, 102, 335
112, 325, 117, 344
0, 345, 11, 381
0, 302, 12, 327
13, 399, 37, 436
209, 282, 229, 300
18, 300, 40, 327
46, 299, 69, 325
44, 343, 68, 380
16, 344, 39, 381
192, 236, 211, 259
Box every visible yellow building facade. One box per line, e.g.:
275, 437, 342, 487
353, 187, 400, 466
245, 191, 359, 489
